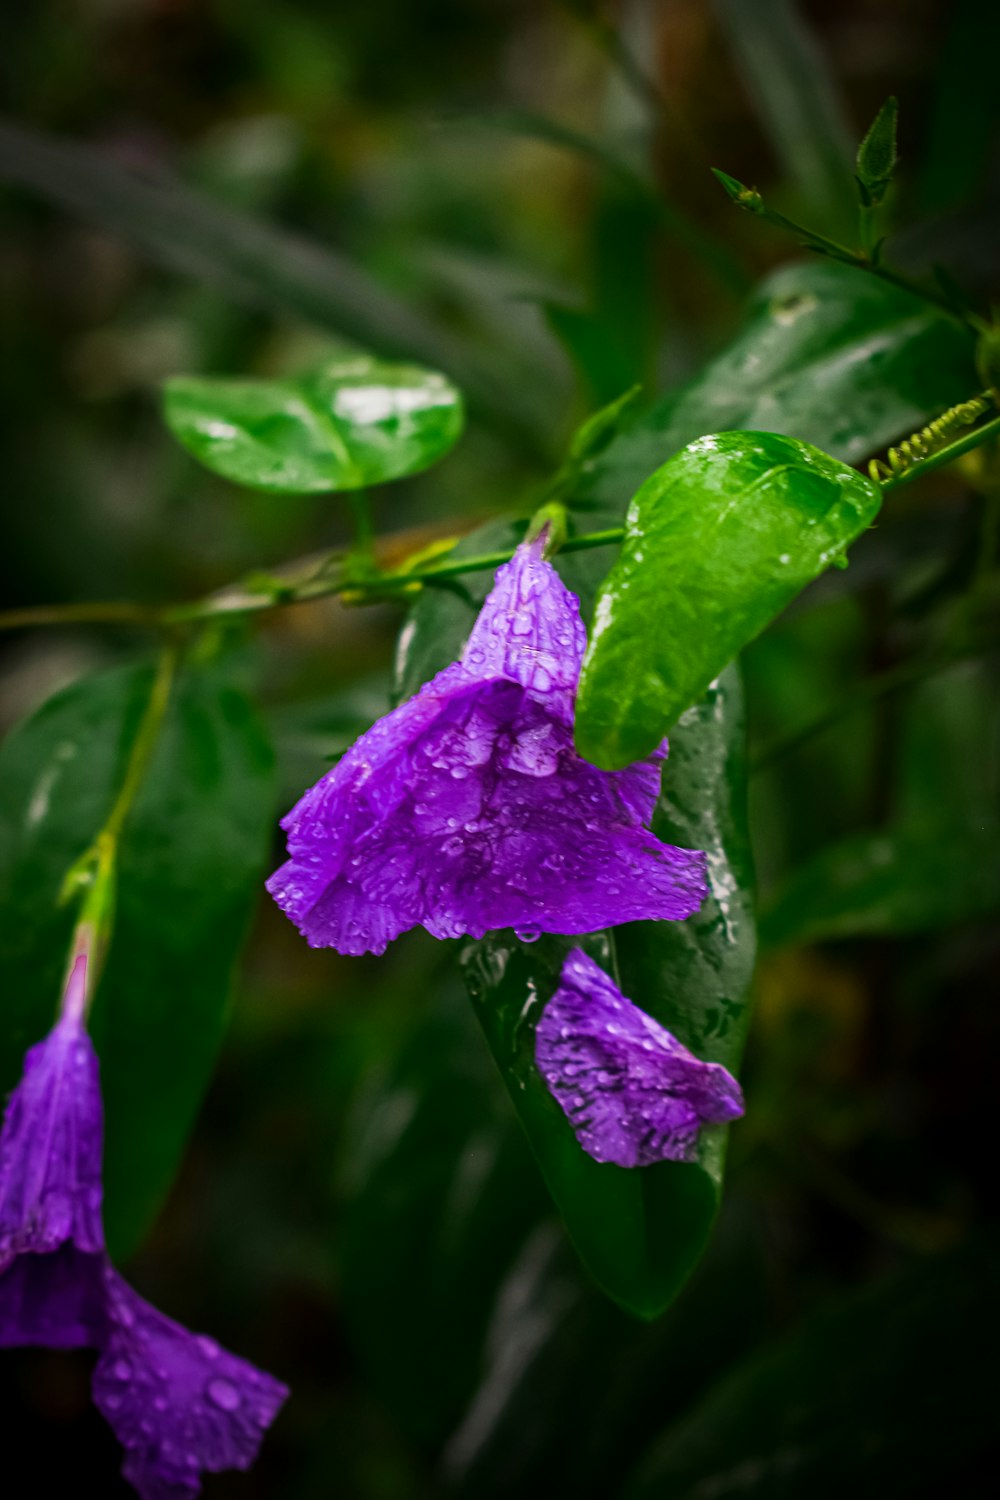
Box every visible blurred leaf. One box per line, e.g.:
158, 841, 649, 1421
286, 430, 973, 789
0, 120, 546, 455
856, 97, 899, 209
576, 431, 881, 769
713, 0, 855, 234
760, 818, 1000, 946
466, 109, 748, 294
339, 978, 547, 1445
0, 655, 276, 1258
543, 301, 638, 408
622, 1233, 999, 1500
580, 259, 977, 511
444, 1197, 770, 1500
163, 357, 464, 494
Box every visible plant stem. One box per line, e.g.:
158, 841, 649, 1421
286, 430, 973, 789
879, 412, 1000, 494
58, 642, 180, 1016
3, 409, 998, 637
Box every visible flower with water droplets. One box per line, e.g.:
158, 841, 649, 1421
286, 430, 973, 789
268, 533, 707, 955
535, 949, 744, 1167
0, 953, 287, 1499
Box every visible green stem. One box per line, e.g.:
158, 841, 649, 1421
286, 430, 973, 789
879, 412, 1000, 494
58, 642, 180, 1019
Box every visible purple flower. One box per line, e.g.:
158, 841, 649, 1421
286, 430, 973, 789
0, 954, 287, 1500
268, 535, 707, 955
535, 949, 744, 1167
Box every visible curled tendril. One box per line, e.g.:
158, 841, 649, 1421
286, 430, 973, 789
868, 394, 994, 484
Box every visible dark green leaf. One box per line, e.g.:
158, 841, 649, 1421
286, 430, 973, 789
163, 357, 464, 493
445, 1197, 770, 1500
623, 1233, 999, 1500
856, 96, 899, 207
0, 655, 276, 1258
760, 818, 1000, 946
579, 259, 977, 513
339, 975, 546, 1444
576, 431, 882, 769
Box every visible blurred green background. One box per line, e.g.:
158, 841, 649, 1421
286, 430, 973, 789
1, 1, 999, 1496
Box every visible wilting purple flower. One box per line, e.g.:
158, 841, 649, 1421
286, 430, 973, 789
535, 949, 744, 1167
0, 954, 287, 1500
268, 534, 707, 955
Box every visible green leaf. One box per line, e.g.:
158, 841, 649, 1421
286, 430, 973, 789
856, 96, 899, 207
0, 655, 276, 1258
579, 259, 977, 512
576, 431, 882, 769
760, 818, 1000, 946
623, 1233, 999, 1499
163, 357, 464, 493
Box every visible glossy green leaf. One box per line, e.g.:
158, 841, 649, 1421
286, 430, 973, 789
579, 259, 976, 513
397, 557, 754, 1318
0, 655, 276, 1258
760, 818, 1000, 946
163, 357, 464, 493
623, 1233, 999, 1500
576, 431, 882, 769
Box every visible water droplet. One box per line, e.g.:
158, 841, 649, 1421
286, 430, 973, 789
515, 928, 540, 943
207, 1377, 241, 1413
197, 1336, 220, 1360
113, 1358, 132, 1381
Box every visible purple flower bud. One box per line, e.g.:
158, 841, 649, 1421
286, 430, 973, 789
535, 949, 744, 1167
0, 956, 287, 1498
268, 536, 707, 954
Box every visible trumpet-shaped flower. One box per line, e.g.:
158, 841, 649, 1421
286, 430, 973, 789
535, 949, 744, 1167
268, 535, 707, 955
0, 955, 287, 1500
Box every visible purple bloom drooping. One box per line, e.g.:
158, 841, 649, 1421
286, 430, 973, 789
535, 949, 744, 1168
268, 535, 707, 955
0, 955, 287, 1500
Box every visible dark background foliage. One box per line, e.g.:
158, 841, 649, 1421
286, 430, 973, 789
1, 1, 998, 1496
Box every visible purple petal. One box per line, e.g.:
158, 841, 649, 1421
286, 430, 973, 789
0, 1009, 105, 1268
267, 539, 706, 956
92, 1270, 288, 1500
535, 950, 744, 1168
461, 533, 586, 707
0, 1243, 105, 1348
270, 677, 705, 953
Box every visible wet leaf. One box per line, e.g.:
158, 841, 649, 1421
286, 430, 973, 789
576, 431, 881, 769
163, 357, 464, 493
580, 259, 976, 512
